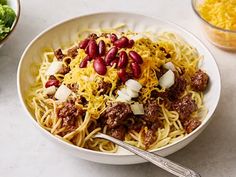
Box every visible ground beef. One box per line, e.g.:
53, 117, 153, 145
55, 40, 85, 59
67, 83, 78, 93
67, 46, 78, 58
167, 76, 187, 101
150, 90, 167, 99
110, 126, 126, 140
89, 33, 98, 40
144, 130, 157, 148
128, 120, 143, 132
76, 95, 88, 106
57, 65, 70, 75
143, 99, 160, 122
183, 118, 201, 133
191, 69, 209, 92
57, 101, 83, 127
54, 49, 65, 61
155, 67, 168, 79
171, 94, 198, 120
98, 81, 112, 95
102, 102, 133, 128
144, 121, 162, 148
147, 121, 162, 131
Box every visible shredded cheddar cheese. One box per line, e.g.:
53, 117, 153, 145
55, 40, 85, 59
198, 0, 236, 30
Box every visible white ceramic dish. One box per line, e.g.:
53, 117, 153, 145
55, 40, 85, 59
0, 0, 20, 48
17, 12, 221, 165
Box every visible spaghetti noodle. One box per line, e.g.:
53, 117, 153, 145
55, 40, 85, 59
26, 28, 209, 152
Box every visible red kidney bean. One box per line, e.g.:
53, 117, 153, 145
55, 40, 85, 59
129, 51, 143, 64
88, 39, 98, 59
113, 37, 129, 48
110, 33, 118, 43
85, 45, 89, 54
118, 51, 128, 68
110, 57, 119, 67
93, 57, 107, 75
98, 40, 106, 56
130, 62, 141, 78
79, 55, 91, 68
117, 68, 128, 82
127, 39, 134, 48
45, 79, 60, 88
79, 38, 90, 49
105, 46, 118, 65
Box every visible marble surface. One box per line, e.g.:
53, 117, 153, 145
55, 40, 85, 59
0, 0, 236, 176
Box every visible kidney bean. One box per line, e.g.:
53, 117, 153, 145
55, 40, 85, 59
118, 51, 128, 68
110, 33, 118, 43
113, 37, 129, 48
117, 68, 128, 82
79, 38, 90, 49
93, 57, 107, 75
98, 40, 106, 56
129, 51, 143, 64
127, 39, 134, 48
105, 46, 118, 65
130, 62, 141, 78
79, 55, 91, 68
45, 79, 60, 88
110, 57, 119, 67
88, 39, 98, 59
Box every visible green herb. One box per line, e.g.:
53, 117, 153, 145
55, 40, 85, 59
0, 0, 7, 5
0, 2, 16, 41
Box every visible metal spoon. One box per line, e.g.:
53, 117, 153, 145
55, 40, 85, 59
94, 133, 201, 177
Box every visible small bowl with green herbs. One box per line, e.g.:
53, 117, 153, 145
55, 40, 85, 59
0, 0, 20, 48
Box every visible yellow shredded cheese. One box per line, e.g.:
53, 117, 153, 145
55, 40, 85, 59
198, 0, 236, 30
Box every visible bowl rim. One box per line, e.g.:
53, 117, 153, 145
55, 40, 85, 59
0, 0, 21, 45
191, 0, 236, 33
17, 11, 221, 157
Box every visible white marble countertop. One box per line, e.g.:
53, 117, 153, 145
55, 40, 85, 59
0, 0, 236, 176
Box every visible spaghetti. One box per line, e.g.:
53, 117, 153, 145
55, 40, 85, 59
26, 28, 209, 152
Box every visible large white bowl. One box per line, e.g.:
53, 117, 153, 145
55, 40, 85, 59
17, 12, 221, 165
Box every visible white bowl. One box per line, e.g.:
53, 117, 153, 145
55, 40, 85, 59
17, 12, 221, 165
0, 0, 20, 48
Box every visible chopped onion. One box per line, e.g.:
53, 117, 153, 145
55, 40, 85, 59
163, 62, 175, 71
46, 61, 63, 76
131, 102, 144, 115
116, 95, 129, 102
159, 70, 175, 89
55, 84, 72, 101
117, 89, 131, 102
126, 87, 139, 98
44, 86, 56, 95
125, 79, 142, 92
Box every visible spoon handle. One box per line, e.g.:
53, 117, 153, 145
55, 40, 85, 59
95, 133, 201, 177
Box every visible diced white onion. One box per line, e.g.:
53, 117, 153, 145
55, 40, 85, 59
55, 84, 72, 101
163, 62, 176, 71
46, 61, 63, 76
44, 86, 56, 95
125, 79, 142, 92
131, 103, 144, 115
159, 70, 175, 89
117, 90, 131, 101
126, 87, 139, 98
116, 95, 129, 102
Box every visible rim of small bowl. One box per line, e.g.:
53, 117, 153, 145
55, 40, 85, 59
0, 0, 21, 45
17, 11, 221, 157
191, 0, 236, 34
